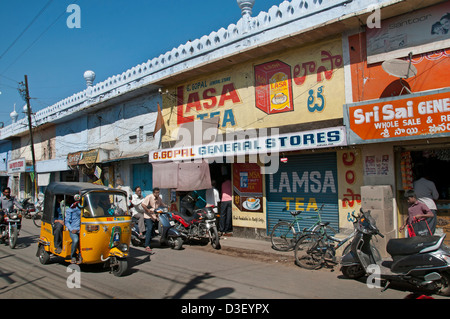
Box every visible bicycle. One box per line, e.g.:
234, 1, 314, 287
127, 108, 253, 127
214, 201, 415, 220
294, 218, 356, 270
31, 197, 44, 228
32, 210, 43, 227
270, 204, 326, 251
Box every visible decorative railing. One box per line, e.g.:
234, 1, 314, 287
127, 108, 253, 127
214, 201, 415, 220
1, 0, 378, 139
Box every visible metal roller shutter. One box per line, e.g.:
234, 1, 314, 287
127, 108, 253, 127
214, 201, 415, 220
266, 152, 339, 235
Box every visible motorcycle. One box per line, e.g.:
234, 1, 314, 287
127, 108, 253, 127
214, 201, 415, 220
21, 197, 35, 218
341, 209, 450, 296
172, 192, 221, 250
22, 195, 44, 227
0, 208, 22, 249
131, 207, 183, 250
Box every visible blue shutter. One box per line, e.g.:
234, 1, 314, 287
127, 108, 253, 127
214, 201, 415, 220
266, 152, 339, 235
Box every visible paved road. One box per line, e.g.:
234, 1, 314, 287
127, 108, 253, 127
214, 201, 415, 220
0, 219, 423, 300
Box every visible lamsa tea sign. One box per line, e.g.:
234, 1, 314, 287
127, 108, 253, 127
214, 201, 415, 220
344, 88, 450, 144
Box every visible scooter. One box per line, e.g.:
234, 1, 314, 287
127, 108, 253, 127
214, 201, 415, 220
130, 208, 183, 250
156, 207, 184, 250
341, 209, 450, 296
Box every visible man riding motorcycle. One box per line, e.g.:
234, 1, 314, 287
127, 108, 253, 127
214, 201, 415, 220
0, 187, 23, 240
0, 187, 23, 221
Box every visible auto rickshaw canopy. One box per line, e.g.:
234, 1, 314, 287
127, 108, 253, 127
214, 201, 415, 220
42, 182, 127, 223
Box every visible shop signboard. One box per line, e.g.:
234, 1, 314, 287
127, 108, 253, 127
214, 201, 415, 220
149, 126, 347, 163
7, 158, 26, 174
67, 149, 99, 166
344, 88, 450, 144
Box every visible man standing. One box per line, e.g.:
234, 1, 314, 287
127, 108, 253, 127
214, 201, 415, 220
206, 180, 220, 212
414, 167, 439, 234
130, 186, 146, 238
65, 195, 82, 264
141, 188, 166, 254
219, 179, 232, 236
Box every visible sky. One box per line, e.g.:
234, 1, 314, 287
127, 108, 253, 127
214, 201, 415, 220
0, 0, 281, 126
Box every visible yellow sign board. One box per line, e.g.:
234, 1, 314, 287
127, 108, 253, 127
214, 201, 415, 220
162, 37, 344, 143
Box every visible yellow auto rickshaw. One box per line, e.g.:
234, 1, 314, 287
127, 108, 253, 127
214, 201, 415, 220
36, 182, 132, 276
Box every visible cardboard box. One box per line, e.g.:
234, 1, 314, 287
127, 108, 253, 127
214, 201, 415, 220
370, 209, 395, 234
372, 229, 396, 258
361, 185, 393, 210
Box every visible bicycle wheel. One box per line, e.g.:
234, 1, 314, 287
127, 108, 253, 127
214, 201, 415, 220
294, 233, 326, 270
270, 221, 297, 251
33, 212, 42, 228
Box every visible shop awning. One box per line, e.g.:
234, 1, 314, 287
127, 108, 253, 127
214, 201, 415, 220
152, 160, 211, 191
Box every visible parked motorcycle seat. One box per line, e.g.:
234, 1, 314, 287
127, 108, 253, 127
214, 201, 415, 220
174, 210, 200, 224
387, 236, 441, 256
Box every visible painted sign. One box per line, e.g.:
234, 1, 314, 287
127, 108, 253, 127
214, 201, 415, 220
149, 127, 347, 162
162, 37, 344, 143
7, 158, 26, 174
345, 88, 450, 143
266, 152, 339, 233
254, 60, 294, 114
337, 149, 363, 228
233, 163, 263, 213
366, 2, 450, 64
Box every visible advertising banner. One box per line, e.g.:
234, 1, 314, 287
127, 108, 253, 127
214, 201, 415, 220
366, 2, 450, 64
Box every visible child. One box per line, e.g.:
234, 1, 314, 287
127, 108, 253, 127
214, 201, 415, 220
400, 190, 434, 236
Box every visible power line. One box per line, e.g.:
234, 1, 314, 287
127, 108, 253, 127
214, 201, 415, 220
1, 0, 78, 75
0, 0, 54, 61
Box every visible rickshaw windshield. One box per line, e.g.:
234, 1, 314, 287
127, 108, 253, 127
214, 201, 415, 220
83, 191, 129, 217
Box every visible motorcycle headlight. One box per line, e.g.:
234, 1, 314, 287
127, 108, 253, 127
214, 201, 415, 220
10, 213, 18, 219
206, 209, 215, 220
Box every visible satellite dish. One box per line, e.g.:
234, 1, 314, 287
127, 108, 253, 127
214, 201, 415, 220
382, 59, 417, 79
381, 53, 417, 94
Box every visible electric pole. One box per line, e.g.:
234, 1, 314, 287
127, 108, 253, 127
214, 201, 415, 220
20, 75, 38, 199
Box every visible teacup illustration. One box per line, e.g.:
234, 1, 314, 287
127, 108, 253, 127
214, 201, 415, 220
245, 197, 260, 209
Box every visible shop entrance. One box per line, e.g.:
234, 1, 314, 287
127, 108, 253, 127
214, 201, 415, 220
398, 147, 450, 241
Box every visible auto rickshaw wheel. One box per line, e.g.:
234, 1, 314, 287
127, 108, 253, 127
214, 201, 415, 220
38, 245, 50, 265
110, 257, 128, 277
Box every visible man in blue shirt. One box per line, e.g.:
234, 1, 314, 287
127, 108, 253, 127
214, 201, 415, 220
65, 195, 82, 264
